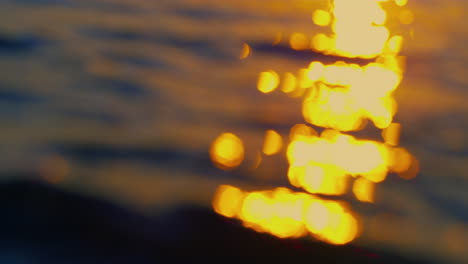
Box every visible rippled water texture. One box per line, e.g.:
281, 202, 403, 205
0, 0, 467, 262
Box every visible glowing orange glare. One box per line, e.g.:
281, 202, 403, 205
290, 32, 310, 50
301, 164, 348, 195
210, 133, 245, 170
263, 130, 283, 156
302, 165, 326, 192
258, 70, 280, 93
398, 155, 419, 180
289, 123, 318, 141
241, 192, 272, 223
289, 86, 306, 98
304, 201, 330, 232
382, 122, 401, 146
312, 33, 333, 52
389, 147, 412, 173
320, 129, 341, 141
298, 68, 315, 89
399, 9, 414, 24
211, 0, 417, 247
240, 43, 251, 59
313, 0, 391, 58
215, 187, 359, 243
313, 9, 331, 27
299, 59, 402, 131
353, 177, 375, 203
267, 217, 307, 239
302, 90, 364, 132
304, 199, 359, 245
387, 35, 403, 54
307, 61, 325, 82
288, 166, 304, 187
281, 72, 297, 93
362, 63, 401, 94
324, 211, 359, 245
335, 26, 389, 58
287, 132, 391, 185
394, 0, 408, 7
212, 185, 244, 218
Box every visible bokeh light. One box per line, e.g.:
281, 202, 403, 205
211, 0, 419, 248
262, 130, 283, 156
258, 70, 280, 93
289, 32, 310, 51
210, 133, 245, 170
240, 42, 252, 59
313, 9, 331, 27
212, 186, 359, 244
353, 177, 375, 203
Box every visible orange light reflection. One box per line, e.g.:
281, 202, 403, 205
213, 186, 359, 244
263, 130, 283, 156
210, 133, 245, 170
211, 0, 418, 247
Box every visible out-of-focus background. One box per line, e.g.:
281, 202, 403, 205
0, 0, 467, 263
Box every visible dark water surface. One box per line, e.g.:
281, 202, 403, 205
0, 0, 467, 263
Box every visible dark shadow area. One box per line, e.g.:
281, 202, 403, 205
0, 90, 46, 105
0, 179, 430, 263
79, 27, 234, 61
102, 51, 168, 69
0, 33, 46, 54
90, 77, 149, 98
51, 143, 209, 167
59, 109, 123, 125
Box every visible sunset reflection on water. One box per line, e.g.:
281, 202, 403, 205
0, 0, 467, 262
211, 0, 417, 246
208, 0, 467, 262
